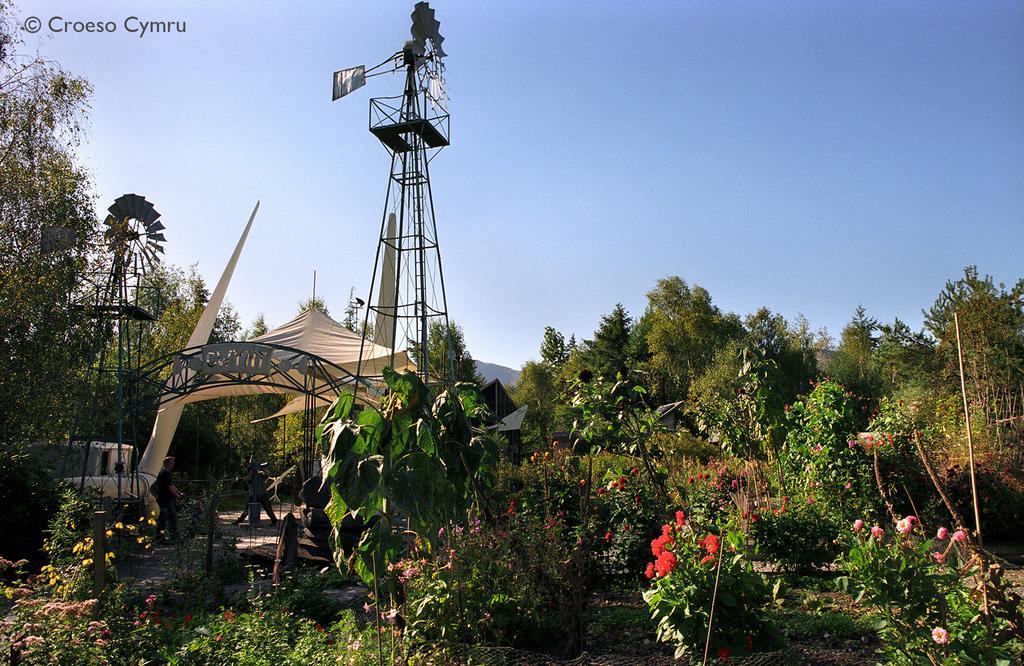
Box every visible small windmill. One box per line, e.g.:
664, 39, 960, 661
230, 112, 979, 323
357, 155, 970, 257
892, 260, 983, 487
332, 2, 457, 389
64, 194, 166, 501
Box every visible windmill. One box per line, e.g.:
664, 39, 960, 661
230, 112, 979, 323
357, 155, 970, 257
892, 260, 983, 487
332, 2, 456, 389
64, 194, 166, 502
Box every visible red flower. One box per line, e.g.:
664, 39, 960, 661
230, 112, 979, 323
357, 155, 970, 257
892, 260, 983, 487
700, 554, 716, 566
700, 534, 720, 555
314, 622, 325, 632
717, 646, 731, 662
651, 533, 674, 557
597, 487, 606, 495
506, 500, 517, 516
644, 562, 655, 579
745, 634, 753, 652
675, 510, 686, 527
630, 466, 639, 476
184, 614, 192, 624
654, 551, 677, 577
604, 530, 613, 542
688, 476, 695, 483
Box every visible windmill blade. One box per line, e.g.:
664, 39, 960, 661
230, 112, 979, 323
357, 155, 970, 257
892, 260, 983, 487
146, 220, 165, 233
148, 241, 165, 254
148, 232, 166, 243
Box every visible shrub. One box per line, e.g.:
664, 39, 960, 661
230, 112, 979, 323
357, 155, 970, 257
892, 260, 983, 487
400, 513, 568, 649
592, 463, 663, 581
642, 514, 781, 660
838, 515, 1020, 664
0, 441, 62, 564
750, 499, 842, 571
783, 380, 878, 521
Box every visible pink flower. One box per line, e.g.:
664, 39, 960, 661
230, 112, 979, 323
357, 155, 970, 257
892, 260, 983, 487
812, 444, 824, 453
844, 482, 852, 490
932, 552, 946, 564
870, 526, 884, 539
952, 530, 967, 543
936, 527, 949, 541
931, 627, 949, 645
847, 440, 856, 448
852, 519, 865, 533
896, 518, 913, 535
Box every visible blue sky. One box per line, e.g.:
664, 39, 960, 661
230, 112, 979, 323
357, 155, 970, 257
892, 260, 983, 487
17, 1, 1024, 369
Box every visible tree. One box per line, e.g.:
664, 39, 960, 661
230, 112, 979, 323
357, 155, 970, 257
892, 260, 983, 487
642, 276, 744, 404
297, 296, 329, 316
418, 320, 483, 385
0, 2, 97, 441
342, 287, 360, 332
513, 361, 558, 450
924, 266, 1024, 415
539, 326, 568, 368
827, 305, 882, 400
587, 304, 633, 381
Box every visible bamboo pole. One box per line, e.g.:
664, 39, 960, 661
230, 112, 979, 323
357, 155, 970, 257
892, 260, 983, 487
954, 312, 984, 548
955, 312, 992, 635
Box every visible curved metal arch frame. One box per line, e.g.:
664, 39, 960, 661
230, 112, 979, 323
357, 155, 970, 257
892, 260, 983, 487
133, 342, 381, 414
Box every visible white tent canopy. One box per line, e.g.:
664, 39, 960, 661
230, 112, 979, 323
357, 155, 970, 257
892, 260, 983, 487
161, 308, 415, 412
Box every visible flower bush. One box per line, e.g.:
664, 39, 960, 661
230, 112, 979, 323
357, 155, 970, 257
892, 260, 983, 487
592, 463, 663, 580
750, 499, 842, 571
838, 514, 1019, 664
782, 380, 878, 522
642, 514, 781, 660
399, 512, 569, 650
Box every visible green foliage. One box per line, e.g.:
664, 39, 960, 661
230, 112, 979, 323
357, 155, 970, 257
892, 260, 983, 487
838, 518, 1018, 665
643, 523, 781, 660
750, 500, 842, 571
826, 305, 883, 403
400, 515, 567, 649
0, 1, 98, 442
407, 320, 483, 385
320, 369, 499, 589
640, 276, 745, 404
782, 380, 876, 520
592, 465, 664, 581
586, 304, 634, 381
539, 325, 568, 368
0, 442, 62, 562
513, 360, 560, 450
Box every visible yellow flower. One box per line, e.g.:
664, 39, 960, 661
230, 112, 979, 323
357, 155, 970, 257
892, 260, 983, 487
105, 530, 113, 538
82, 558, 93, 566
114, 522, 124, 530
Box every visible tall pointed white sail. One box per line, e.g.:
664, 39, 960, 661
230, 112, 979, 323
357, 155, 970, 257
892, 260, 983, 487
137, 202, 260, 477
373, 213, 397, 350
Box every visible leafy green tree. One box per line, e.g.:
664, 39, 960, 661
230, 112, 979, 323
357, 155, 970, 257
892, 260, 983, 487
539, 326, 568, 368
297, 296, 329, 316
0, 3, 96, 441
827, 305, 883, 401
418, 320, 483, 385
512, 360, 558, 450
924, 266, 1024, 413
587, 304, 633, 381
642, 276, 744, 404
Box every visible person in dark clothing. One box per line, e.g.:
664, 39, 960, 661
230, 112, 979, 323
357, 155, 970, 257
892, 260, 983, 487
236, 458, 278, 527
155, 456, 183, 541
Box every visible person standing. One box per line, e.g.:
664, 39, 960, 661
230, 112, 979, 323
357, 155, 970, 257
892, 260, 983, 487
236, 458, 278, 527
155, 456, 183, 542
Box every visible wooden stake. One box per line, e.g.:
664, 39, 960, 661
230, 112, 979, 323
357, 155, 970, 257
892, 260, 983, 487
954, 312, 992, 636
954, 312, 984, 548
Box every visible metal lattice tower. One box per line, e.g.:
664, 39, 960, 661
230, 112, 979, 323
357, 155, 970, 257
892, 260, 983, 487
62, 194, 164, 501
335, 4, 455, 390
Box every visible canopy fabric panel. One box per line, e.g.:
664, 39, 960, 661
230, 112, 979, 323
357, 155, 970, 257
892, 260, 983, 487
159, 309, 414, 409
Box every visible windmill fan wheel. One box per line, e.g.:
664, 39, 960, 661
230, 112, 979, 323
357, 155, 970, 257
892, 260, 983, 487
103, 193, 166, 271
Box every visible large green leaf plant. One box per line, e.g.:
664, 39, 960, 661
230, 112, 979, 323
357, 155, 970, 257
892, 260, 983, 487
318, 368, 499, 588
